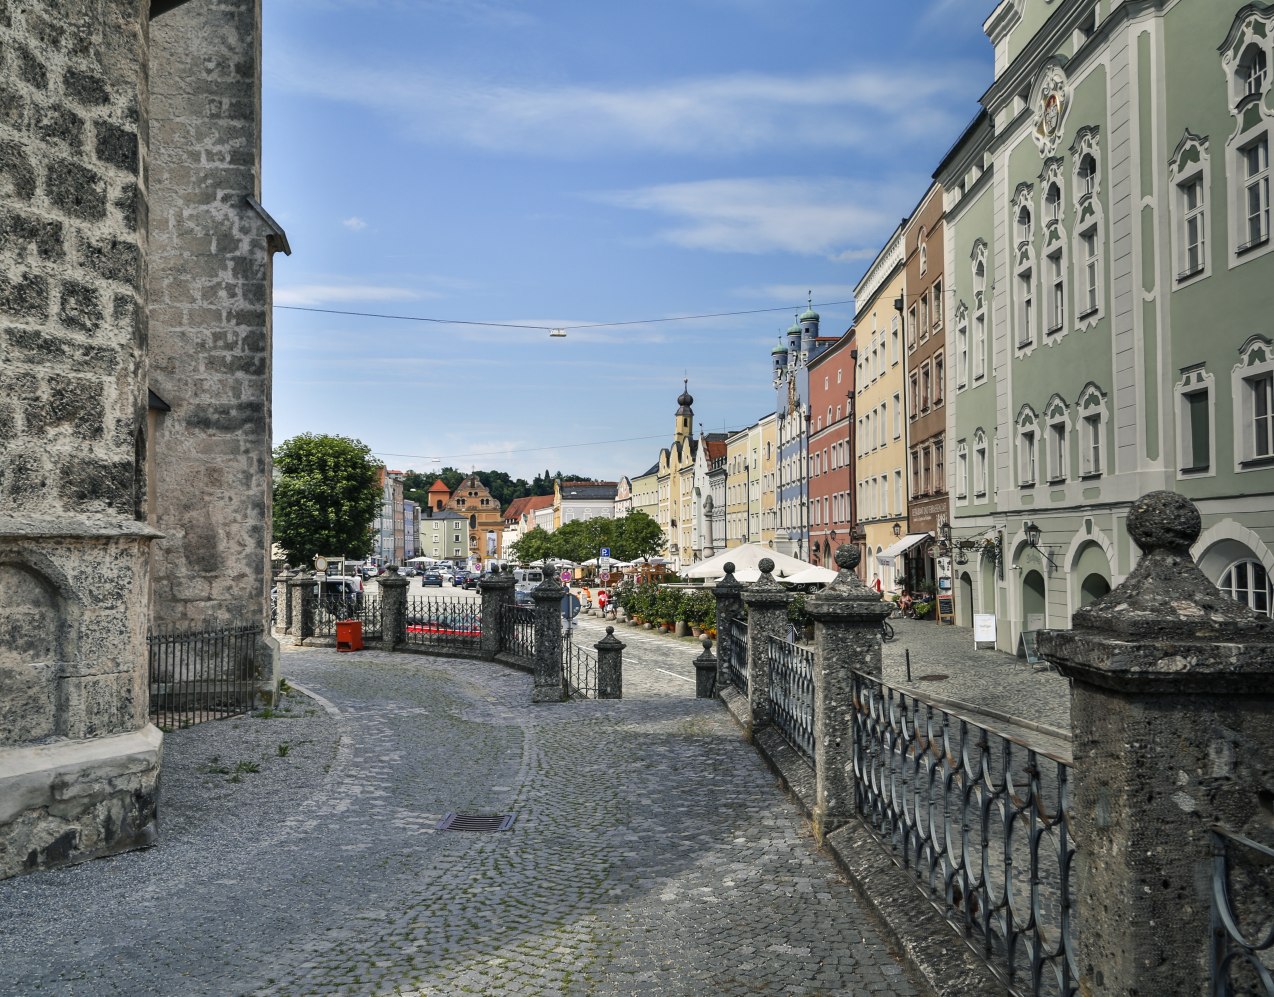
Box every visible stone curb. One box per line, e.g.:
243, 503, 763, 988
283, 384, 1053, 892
283, 680, 342, 718
717, 684, 1007, 997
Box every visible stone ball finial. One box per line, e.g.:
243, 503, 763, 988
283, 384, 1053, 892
1127, 490, 1201, 555
723, 562, 735, 575
606, 626, 615, 636
758, 557, 774, 574
834, 544, 860, 571
701, 636, 712, 652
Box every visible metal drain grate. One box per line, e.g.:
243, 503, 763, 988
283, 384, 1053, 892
916, 674, 949, 682
436, 812, 516, 832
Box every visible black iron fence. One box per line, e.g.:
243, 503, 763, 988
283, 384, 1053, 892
726, 616, 749, 694
500, 604, 535, 660
1211, 826, 1274, 996
148, 623, 262, 730
313, 594, 382, 639
767, 635, 815, 766
851, 670, 1076, 997
406, 595, 481, 652
562, 631, 598, 699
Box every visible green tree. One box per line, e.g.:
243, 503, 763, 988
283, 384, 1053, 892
272, 433, 380, 566
508, 527, 558, 564
613, 510, 665, 562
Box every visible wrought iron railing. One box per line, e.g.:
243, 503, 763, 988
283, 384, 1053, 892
851, 670, 1076, 997
405, 596, 481, 651
726, 616, 749, 694
1211, 826, 1274, 996
500, 604, 535, 660
148, 623, 261, 730
562, 631, 598, 700
768, 635, 815, 767
313, 594, 382, 639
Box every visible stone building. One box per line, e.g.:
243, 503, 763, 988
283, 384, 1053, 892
938, 0, 1274, 649
0, 0, 283, 878
443, 474, 503, 566
656, 383, 698, 571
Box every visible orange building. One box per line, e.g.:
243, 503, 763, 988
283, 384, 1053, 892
428, 475, 504, 566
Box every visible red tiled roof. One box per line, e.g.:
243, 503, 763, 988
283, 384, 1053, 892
428, 479, 451, 493
704, 440, 727, 460
525, 494, 555, 511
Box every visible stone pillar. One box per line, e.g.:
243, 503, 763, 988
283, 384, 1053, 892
531, 573, 565, 703
288, 575, 315, 642
378, 565, 408, 647
742, 559, 790, 732
1038, 491, 1274, 997
713, 563, 744, 696
273, 569, 291, 634
806, 545, 890, 842
595, 626, 625, 700
694, 637, 717, 698
478, 567, 516, 659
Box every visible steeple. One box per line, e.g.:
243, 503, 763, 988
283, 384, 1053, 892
674, 379, 693, 444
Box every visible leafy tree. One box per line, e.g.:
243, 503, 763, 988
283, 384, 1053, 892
508, 527, 558, 564
272, 433, 381, 566
613, 510, 665, 561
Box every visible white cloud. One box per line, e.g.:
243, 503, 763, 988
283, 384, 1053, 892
342, 216, 368, 231
274, 284, 436, 306
271, 55, 984, 158
592, 176, 916, 257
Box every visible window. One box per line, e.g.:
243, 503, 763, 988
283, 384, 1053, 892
891, 318, 900, 364
956, 307, 969, 389
974, 431, 988, 497
907, 305, 918, 350
1180, 382, 1212, 473
1017, 269, 1034, 348
1254, 371, 1274, 459
1017, 205, 1032, 245
1020, 428, 1037, 485
934, 439, 944, 494
956, 442, 969, 499
1047, 250, 1064, 333
911, 449, 922, 496
1048, 417, 1067, 482
1082, 413, 1102, 475
1241, 46, 1269, 100
920, 362, 931, 411
973, 313, 986, 380
1218, 560, 1272, 616
933, 352, 945, 406
972, 244, 988, 379
1045, 182, 1061, 222
1241, 137, 1270, 251
920, 292, 930, 342
1080, 229, 1099, 316
1179, 175, 1206, 278
894, 469, 904, 514
921, 446, 933, 495
909, 373, 919, 418
919, 234, 928, 274
1078, 154, 1097, 198
893, 393, 902, 438
932, 280, 943, 329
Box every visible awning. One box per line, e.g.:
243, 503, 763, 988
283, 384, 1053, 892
876, 533, 933, 567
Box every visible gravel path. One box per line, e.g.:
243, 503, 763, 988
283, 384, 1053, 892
1, 643, 920, 997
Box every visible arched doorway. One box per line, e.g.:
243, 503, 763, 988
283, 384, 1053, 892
958, 571, 974, 627
1079, 573, 1110, 607
1022, 569, 1046, 630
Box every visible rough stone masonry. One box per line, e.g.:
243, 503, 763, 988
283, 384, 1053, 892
0, 0, 284, 879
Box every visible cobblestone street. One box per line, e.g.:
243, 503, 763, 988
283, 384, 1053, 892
0, 632, 921, 997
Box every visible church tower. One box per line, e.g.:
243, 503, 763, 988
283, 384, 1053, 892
674, 380, 694, 444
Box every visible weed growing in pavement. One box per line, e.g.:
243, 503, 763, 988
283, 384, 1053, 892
276, 742, 291, 757
234, 760, 261, 774
278, 677, 292, 695
254, 706, 278, 719
200, 756, 231, 775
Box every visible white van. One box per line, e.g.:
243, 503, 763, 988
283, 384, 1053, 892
513, 567, 544, 587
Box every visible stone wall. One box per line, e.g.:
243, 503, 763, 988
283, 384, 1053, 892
147, 0, 283, 695
0, 0, 161, 879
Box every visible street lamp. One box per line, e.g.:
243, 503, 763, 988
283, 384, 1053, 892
1023, 520, 1059, 573
892, 522, 902, 538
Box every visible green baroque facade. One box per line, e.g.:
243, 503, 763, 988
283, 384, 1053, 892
939, 0, 1274, 652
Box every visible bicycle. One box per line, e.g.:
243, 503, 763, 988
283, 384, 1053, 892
881, 619, 895, 642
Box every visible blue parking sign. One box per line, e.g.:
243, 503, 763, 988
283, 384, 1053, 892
600, 548, 610, 558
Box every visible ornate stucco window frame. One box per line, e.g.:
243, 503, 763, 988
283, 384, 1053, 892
1231, 334, 1274, 472
1169, 130, 1213, 285
1175, 363, 1216, 480
1222, 9, 1274, 269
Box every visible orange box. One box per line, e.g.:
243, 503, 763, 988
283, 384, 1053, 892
335, 620, 363, 652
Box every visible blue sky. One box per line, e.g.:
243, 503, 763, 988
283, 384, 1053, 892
264, 0, 994, 483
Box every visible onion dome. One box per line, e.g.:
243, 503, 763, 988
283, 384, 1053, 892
676, 379, 694, 416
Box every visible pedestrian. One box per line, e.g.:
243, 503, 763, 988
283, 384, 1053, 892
597, 589, 609, 618
582, 585, 592, 611
872, 574, 882, 593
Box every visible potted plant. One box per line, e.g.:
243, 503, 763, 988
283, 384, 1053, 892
913, 599, 934, 620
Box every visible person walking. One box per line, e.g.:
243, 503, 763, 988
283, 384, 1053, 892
597, 589, 609, 618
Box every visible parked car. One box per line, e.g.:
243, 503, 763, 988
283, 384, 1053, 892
437, 568, 454, 583
421, 571, 443, 587
399, 565, 418, 577
459, 572, 478, 590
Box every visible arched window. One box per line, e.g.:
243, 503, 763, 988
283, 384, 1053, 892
1241, 45, 1268, 98
1218, 559, 1272, 616
1078, 154, 1097, 197
1045, 182, 1061, 221
1017, 205, 1033, 244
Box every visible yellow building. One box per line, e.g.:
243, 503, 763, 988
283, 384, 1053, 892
725, 427, 750, 548
758, 412, 778, 546
656, 382, 697, 571
443, 474, 503, 566
852, 222, 910, 591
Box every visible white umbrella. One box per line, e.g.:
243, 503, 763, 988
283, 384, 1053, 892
683, 542, 810, 580
581, 556, 632, 567
783, 564, 839, 585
